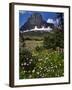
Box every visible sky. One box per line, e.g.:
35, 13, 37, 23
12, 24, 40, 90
19, 10, 63, 28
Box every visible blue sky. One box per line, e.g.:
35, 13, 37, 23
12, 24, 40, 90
19, 10, 62, 28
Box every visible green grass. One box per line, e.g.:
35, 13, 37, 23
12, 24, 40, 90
22, 30, 50, 38
24, 40, 43, 50
19, 31, 64, 79
19, 48, 64, 79
19, 40, 64, 79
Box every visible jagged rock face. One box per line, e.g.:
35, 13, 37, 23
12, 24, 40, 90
29, 13, 43, 26
20, 12, 54, 31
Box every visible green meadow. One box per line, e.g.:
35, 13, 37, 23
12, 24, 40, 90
19, 30, 64, 79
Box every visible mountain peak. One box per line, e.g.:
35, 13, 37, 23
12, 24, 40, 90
20, 12, 54, 31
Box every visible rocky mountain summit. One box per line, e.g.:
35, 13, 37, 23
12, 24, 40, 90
20, 12, 54, 31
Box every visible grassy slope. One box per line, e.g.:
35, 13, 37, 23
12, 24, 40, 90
21, 30, 51, 39
19, 31, 64, 79
25, 40, 43, 50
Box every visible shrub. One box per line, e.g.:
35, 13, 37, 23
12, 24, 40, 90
35, 46, 44, 52
19, 49, 64, 79
19, 48, 35, 71
43, 34, 56, 49
43, 29, 64, 49
31, 51, 64, 78
19, 34, 25, 47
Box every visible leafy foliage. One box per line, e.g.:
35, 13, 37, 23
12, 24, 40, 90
19, 49, 64, 79
35, 46, 44, 52
20, 48, 36, 71
19, 29, 64, 79
43, 29, 64, 49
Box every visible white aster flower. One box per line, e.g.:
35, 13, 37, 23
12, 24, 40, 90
32, 69, 35, 73
21, 63, 23, 66
29, 61, 31, 64
29, 75, 32, 78
30, 59, 32, 61
37, 72, 39, 75
45, 57, 48, 60
24, 63, 26, 65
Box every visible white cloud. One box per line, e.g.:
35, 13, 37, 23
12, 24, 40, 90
47, 19, 54, 24
47, 18, 60, 27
